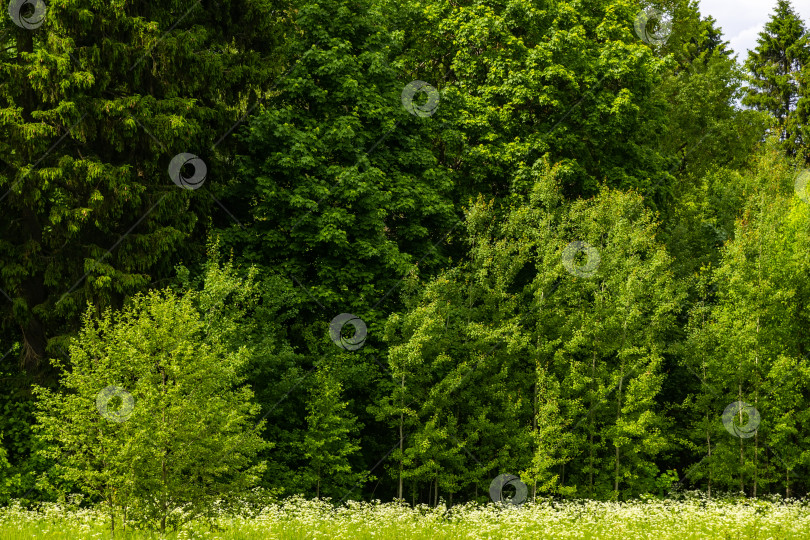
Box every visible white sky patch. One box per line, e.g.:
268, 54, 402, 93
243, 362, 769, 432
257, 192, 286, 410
698, 0, 810, 61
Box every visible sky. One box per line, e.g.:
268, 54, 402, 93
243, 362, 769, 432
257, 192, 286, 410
698, 0, 810, 61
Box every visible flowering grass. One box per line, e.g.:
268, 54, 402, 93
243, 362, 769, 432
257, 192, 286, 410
2, 494, 810, 539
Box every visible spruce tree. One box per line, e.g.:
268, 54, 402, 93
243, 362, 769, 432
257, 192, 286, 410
0, 0, 290, 376
743, 0, 810, 159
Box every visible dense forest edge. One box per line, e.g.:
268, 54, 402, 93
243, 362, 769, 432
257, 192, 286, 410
2, 0, 810, 534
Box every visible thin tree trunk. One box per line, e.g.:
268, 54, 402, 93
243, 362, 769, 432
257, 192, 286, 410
589, 348, 597, 497
161, 367, 167, 535
754, 318, 760, 498
99, 430, 115, 537
753, 432, 758, 498
398, 375, 405, 500
707, 428, 712, 499
752, 207, 763, 497
701, 305, 712, 499
532, 379, 537, 502
161, 458, 167, 534
739, 382, 744, 495
614, 367, 623, 497
614, 302, 629, 500
103, 437, 115, 537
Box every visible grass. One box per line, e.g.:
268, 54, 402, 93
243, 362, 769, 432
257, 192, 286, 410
2, 494, 810, 539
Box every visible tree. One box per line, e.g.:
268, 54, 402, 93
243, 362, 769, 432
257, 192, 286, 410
32, 260, 269, 535
654, 8, 767, 184
0, 0, 292, 378
523, 170, 681, 499
224, 0, 457, 324
221, 0, 458, 500
649, 3, 768, 280
743, 0, 810, 160
299, 359, 364, 499
381, 159, 683, 502
391, 0, 672, 203
683, 147, 810, 497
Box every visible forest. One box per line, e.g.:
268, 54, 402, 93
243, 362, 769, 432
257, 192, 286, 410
2, 0, 810, 536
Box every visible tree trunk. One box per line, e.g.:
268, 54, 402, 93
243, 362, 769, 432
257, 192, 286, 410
161, 367, 167, 535
14, 24, 49, 375
398, 374, 405, 500
614, 365, 623, 496
707, 428, 712, 499
532, 379, 538, 502
752, 218, 762, 497
753, 432, 758, 498
589, 349, 597, 497
18, 182, 48, 374
754, 317, 760, 498
739, 383, 744, 495
703, 350, 712, 499
103, 445, 115, 537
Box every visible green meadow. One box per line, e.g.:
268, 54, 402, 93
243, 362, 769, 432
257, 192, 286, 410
2, 496, 810, 539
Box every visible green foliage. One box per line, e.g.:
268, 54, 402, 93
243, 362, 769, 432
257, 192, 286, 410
743, 0, 810, 161
381, 162, 684, 502
682, 147, 810, 497
0, 0, 291, 375
298, 360, 365, 499
0, 433, 20, 505
393, 0, 673, 202
2, 0, 810, 517
31, 258, 270, 534
223, 0, 457, 317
